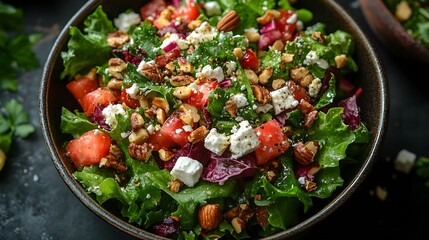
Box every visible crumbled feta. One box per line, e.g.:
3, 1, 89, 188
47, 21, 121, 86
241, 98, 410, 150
170, 157, 203, 187
308, 78, 322, 97
175, 128, 183, 134
160, 33, 190, 50
125, 83, 140, 99
231, 93, 248, 108
286, 13, 298, 24
303, 50, 329, 69
146, 124, 155, 134
230, 120, 260, 159
394, 149, 416, 174
225, 61, 237, 76
204, 1, 221, 16
255, 103, 273, 113
182, 125, 193, 132
197, 65, 224, 82
270, 86, 299, 114
113, 11, 141, 31
204, 128, 230, 156
102, 104, 126, 129
186, 21, 218, 45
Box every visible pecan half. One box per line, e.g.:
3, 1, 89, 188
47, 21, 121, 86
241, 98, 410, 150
128, 142, 153, 162
216, 10, 240, 32
251, 85, 272, 104
169, 75, 195, 87
140, 63, 165, 83
107, 30, 129, 48
293, 141, 320, 165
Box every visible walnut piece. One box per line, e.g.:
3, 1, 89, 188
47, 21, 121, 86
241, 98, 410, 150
128, 142, 153, 162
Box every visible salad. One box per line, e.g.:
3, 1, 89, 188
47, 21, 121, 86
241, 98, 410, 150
384, 0, 429, 48
60, 0, 371, 239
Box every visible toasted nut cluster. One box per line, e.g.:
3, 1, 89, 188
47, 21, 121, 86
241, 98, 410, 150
293, 141, 320, 165
225, 100, 238, 117
251, 85, 272, 105
128, 142, 153, 162
99, 144, 127, 173
198, 204, 222, 230
216, 10, 240, 32
188, 126, 208, 144
140, 63, 165, 83
107, 30, 129, 48
108, 58, 127, 79
170, 75, 195, 86
290, 66, 314, 87
256, 10, 280, 25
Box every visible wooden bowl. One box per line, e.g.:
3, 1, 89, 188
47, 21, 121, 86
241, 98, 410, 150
360, 0, 429, 65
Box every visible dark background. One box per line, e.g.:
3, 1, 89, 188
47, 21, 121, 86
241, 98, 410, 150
1, 0, 429, 239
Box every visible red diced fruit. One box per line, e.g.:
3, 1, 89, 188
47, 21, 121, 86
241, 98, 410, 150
140, 0, 167, 19
254, 119, 290, 165
284, 80, 310, 102
66, 130, 111, 168
184, 80, 217, 109
160, 112, 191, 147
147, 130, 177, 151
80, 88, 120, 117
121, 87, 140, 109
275, 10, 297, 43
66, 76, 99, 104
240, 48, 260, 71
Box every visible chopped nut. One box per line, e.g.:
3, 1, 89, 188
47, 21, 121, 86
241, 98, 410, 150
244, 69, 259, 85
233, 48, 243, 61
178, 104, 200, 125
130, 112, 145, 130
231, 217, 246, 234
311, 31, 326, 43
224, 204, 254, 222
178, 62, 194, 74
107, 78, 123, 90
169, 75, 195, 87
290, 66, 309, 82
244, 31, 260, 43
99, 144, 127, 173
305, 180, 317, 192
198, 204, 222, 230
258, 67, 273, 85
225, 100, 238, 117
173, 86, 192, 99
188, 126, 208, 143
107, 30, 129, 48
251, 85, 272, 104
128, 142, 153, 162
335, 54, 348, 69
108, 58, 127, 79
271, 39, 285, 51
266, 170, 277, 182
256, 10, 280, 25
158, 148, 174, 161
141, 63, 165, 83
299, 73, 314, 87
170, 180, 183, 193
395, 0, 412, 22
272, 78, 286, 90
293, 141, 320, 165
281, 53, 294, 63
139, 97, 151, 110
216, 10, 240, 32
128, 128, 149, 144
188, 19, 203, 30
156, 108, 167, 124
152, 97, 170, 113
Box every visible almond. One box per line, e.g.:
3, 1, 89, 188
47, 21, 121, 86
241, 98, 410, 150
216, 10, 240, 32
198, 204, 222, 230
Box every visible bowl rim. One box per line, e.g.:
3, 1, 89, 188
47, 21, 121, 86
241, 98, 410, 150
38, 0, 390, 239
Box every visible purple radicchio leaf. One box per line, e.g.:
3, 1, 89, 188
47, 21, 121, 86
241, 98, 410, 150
90, 105, 111, 130
152, 216, 180, 237
338, 91, 362, 131
201, 152, 257, 184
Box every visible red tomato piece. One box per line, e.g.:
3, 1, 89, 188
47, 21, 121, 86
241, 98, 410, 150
160, 112, 191, 147
80, 88, 120, 117
173, 0, 200, 22
147, 130, 177, 151
240, 48, 260, 71
275, 10, 297, 42
66, 130, 111, 168
254, 119, 290, 165
66, 77, 99, 104
140, 0, 167, 19
184, 81, 217, 109
284, 80, 310, 102
121, 87, 140, 109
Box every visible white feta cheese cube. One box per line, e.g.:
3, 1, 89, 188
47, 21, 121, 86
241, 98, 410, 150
204, 128, 230, 156
394, 149, 416, 174
255, 103, 273, 114
230, 120, 260, 159
170, 156, 203, 187
114, 11, 141, 31
231, 93, 248, 108
270, 86, 299, 114
102, 103, 126, 129
197, 65, 224, 82
308, 78, 322, 97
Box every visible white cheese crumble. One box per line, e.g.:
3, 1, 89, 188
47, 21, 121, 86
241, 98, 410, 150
204, 1, 222, 16
270, 86, 299, 114
170, 156, 203, 187
303, 50, 329, 69
102, 104, 126, 129
308, 78, 322, 97
255, 103, 273, 114
204, 128, 230, 156
113, 11, 141, 31
231, 93, 248, 108
186, 21, 218, 45
225, 61, 237, 76
197, 65, 224, 82
394, 149, 416, 174
160, 33, 190, 50
286, 13, 298, 24
230, 120, 260, 159
182, 125, 193, 132
125, 83, 140, 99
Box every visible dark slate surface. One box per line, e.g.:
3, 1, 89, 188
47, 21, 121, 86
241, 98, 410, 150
1, 0, 428, 239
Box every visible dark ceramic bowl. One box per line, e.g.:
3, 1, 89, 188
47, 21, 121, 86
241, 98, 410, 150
360, 0, 429, 65
39, 0, 389, 239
